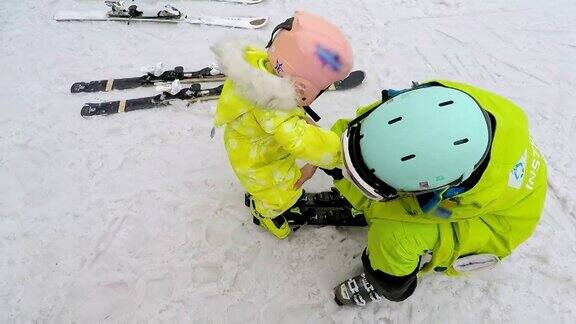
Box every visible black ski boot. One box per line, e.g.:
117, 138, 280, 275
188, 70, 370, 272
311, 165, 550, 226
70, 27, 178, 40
334, 273, 384, 306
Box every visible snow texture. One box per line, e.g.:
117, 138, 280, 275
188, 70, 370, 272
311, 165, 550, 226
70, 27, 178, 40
1, 0, 575, 322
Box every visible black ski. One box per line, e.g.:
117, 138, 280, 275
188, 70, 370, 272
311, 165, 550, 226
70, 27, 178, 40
71, 66, 225, 93
330, 70, 366, 91
71, 69, 364, 93
245, 189, 367, 227
288, 190, 367, 227
81, 83, 223, 117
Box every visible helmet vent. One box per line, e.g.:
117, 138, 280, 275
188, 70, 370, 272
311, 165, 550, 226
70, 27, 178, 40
388, 117, 403, 125
454, 138, 469, 145
401, 154, 416, 162
439, 100, 454, 107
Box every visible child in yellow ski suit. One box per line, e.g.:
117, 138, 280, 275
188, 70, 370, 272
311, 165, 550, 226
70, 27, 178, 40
211, 42, 342, 238
211, 39, 353, 239
211, 43, 337, 238
211, 12, 353, 239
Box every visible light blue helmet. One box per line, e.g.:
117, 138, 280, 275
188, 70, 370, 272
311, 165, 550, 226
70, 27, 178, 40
341, 86, 491, 200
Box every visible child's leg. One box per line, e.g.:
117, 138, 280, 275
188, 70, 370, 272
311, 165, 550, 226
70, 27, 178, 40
249, 186, 302, 239
251, 187, 303, 218
226, 132, 303, 238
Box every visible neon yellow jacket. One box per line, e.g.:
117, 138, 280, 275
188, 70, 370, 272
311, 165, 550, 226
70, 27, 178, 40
332, 80, 547, 276
212, 42, 342, 217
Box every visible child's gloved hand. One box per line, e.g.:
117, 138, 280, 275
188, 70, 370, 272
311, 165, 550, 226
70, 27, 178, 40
320, 167, 343, 180
294, 163, 318, 189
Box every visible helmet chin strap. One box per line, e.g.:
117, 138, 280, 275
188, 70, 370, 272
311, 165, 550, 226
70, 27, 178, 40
301, 87, 329, 122
265, 17, 294, 48
303, 106, 321, 122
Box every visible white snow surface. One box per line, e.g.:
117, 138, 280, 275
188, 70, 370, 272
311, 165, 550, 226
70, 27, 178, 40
1, 0, 576, 322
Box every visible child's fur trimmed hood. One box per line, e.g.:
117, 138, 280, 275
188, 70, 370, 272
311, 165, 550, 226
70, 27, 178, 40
211, 40, 298, 110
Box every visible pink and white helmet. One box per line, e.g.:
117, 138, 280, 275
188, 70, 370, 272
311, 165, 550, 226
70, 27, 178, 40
266, 11, 353, 106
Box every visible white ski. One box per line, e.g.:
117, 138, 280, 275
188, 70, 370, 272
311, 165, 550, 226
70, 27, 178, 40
54, 10, 268, 29
212, 0, 264, 4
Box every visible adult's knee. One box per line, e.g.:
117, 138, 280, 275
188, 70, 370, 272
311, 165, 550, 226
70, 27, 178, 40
366, 220, 438, 276
363, 221, 438, 301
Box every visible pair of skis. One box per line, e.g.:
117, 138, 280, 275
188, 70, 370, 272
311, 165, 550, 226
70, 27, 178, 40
54, 1, 268, 29
74, 65, 366, 117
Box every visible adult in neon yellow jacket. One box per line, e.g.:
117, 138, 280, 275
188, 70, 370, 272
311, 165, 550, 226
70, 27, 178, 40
211, 41, 345, 239
329, 80, 547, 306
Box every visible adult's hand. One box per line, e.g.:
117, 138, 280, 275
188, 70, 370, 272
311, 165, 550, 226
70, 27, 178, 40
321, 167, 344, 180
294, 163, 318, 189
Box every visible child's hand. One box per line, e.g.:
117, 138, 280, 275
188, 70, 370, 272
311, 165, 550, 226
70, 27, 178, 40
294, 163, 318, 189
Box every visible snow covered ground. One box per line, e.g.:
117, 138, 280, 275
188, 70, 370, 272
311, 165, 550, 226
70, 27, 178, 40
1, 0, 575, 322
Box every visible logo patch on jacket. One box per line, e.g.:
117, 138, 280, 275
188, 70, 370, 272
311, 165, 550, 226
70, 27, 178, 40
508, 150, 527, 189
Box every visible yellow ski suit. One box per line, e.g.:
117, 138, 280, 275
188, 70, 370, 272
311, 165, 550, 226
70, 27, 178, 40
212, 42, 341, 218
332, 80, 547, 277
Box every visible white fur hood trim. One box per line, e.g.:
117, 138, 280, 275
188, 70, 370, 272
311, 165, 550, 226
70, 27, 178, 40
211, 40, 298, 110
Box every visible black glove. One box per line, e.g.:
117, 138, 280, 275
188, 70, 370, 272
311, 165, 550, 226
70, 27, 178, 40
321, 168, 343, 180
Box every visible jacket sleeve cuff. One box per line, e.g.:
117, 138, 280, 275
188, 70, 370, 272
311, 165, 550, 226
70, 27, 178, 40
320, 168, 343, 180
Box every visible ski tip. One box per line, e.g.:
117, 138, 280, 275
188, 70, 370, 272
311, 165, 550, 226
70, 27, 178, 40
350, 70, 366, 81
330, 70, 367, 91
80, 103, 104, 117
249, 17, 268, 28
80, 104, 93, 117
71, 82, 87, 93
